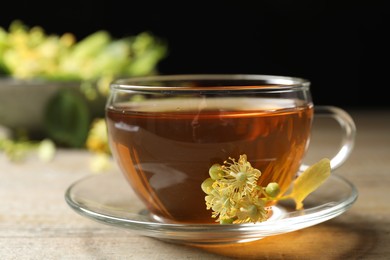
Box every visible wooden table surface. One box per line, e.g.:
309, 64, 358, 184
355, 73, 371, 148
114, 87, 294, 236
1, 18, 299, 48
1, 109, 389, 260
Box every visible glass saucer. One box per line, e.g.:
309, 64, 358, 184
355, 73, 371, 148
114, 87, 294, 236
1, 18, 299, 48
65, 172, 358, 245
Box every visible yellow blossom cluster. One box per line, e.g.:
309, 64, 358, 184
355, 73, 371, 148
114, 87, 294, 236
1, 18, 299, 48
202, 155, 331, 224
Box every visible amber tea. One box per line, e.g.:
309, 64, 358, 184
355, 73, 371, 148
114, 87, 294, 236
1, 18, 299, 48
106, 97, 314, 223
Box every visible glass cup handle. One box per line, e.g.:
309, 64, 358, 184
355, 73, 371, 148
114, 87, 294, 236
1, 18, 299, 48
300, 105, 357, 172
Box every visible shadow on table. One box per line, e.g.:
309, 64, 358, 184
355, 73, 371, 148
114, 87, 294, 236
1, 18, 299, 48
186, 215, 379, 259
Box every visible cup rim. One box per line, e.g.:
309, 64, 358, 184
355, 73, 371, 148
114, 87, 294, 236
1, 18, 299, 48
110, 74, 311, 92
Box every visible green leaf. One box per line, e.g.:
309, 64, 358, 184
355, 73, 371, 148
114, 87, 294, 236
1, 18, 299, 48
44, 88, 90, 147
290, 158, 331, 209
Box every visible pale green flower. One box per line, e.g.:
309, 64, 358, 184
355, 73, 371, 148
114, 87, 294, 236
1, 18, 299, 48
203, 154, 263, 223
217, 154, 261, 197
234, 195, 268, 224
205, 188, 234, 220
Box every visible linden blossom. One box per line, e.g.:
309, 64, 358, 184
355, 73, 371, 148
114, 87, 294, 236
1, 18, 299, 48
201, 155, 331, 224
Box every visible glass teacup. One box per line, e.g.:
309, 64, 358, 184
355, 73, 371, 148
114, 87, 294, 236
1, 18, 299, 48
105, 74, 356, 224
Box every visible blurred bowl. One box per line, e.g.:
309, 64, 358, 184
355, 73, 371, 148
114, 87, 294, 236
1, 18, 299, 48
0, 77, 76, 131
0, 77, 105, 147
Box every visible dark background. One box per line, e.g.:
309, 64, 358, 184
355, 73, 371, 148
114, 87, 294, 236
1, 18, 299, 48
1, 1, 389, 110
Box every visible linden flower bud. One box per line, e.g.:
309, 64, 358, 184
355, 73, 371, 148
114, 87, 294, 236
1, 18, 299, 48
201, 178, 215, 194
220, 218, 234, 224
209, 163, 224, 180
265, 182, 280, 198
37, 139, 56, 162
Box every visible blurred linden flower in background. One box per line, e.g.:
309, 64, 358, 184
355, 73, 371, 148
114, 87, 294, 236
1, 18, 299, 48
86, 118, 112, 173
0, 20, 167, 95
0, 20, 168, 171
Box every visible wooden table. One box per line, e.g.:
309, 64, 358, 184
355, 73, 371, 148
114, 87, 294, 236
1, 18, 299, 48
1, 109, 389, 259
